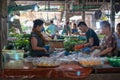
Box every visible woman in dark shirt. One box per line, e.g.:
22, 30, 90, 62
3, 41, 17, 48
29, 19, 49, 57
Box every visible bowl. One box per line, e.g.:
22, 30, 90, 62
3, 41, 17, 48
108, 57, 120, 67
78, 57, 103, 67
32, 57, 60, 67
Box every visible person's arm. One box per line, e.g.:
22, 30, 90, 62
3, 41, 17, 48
96, 34, 115, 56
92, 47, 113, 57
90, 46, 100, 51
31, 37, 47, 52
84, 37, 93, 47
98, 47, 113, 56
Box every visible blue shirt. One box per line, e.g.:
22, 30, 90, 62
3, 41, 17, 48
46, 24, 58, 35
72, 28, 78, 34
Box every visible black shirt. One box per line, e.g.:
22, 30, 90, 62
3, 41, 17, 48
29, 32, 45, 57
86, 28, 99, 47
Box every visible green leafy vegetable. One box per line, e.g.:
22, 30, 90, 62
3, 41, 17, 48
64, 38, 85, 51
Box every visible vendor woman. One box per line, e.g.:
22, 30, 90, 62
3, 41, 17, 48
29, 19, 49, 57
93, 21, 117, 57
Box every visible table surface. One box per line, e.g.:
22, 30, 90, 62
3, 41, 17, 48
1, 60, 92, 79
2, 60, 120, 79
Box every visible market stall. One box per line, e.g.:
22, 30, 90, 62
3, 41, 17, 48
1, 36, 120, 80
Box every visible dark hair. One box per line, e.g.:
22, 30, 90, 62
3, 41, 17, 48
32, 19, 46, 46
77, 21, 87, 27
66, 21, 69, 25
50, 20, 53, 24
100, 21, 110, 29
73, 23, 76, 26
33, 19, 44, 28
117, 23, 120, 28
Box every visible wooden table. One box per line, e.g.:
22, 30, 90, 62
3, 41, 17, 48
1, 60, 92, 79
85, 64, 120, 80
1, 60, 120, 80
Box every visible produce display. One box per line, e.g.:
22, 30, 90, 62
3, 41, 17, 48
64, 38, 85, 51
32, 57, 60, 67
78, 57, 104, 67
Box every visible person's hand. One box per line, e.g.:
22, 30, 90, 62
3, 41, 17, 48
91, 49, 101, 57
91, 52, 101, 57
43, 48, 48, 54
106, 48, 113, 52
82, 47, 90, 53
91, 53, 100, 57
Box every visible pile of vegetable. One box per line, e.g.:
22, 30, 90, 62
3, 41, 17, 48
64, 38, 85, 51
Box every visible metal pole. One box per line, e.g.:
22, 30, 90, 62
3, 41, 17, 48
110, 0, 115, 32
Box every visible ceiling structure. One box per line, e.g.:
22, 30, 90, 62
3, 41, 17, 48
8, 0, 120, 23
8, 0, 108, 16
9, 0, 120, 13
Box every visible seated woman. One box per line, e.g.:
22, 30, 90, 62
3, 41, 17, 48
114, 23, 120, 57
29, 19, 49, 57
72, 23, 78, 35
92, 21, 116, 57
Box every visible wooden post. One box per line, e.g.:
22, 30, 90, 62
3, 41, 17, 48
0, 0, 8, 72
0, 0, 3, 72
82, 0, 85, 21
64, 0, 67, 23
48, 0, 50, 10
110, 0, 115, 32
65, 0, 69, 22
